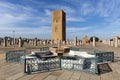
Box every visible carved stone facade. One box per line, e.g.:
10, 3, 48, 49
52, 10, 66, 41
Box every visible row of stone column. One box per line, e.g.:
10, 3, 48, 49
103, 36, 120, 47
74, 36, 96, 47
2, 37, 23, 47
1, 36, 97, 47
109, 36, 119, 47
2, 37, 74, 47
2, 37, 17, 47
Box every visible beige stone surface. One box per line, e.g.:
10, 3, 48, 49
0, 42, 120, 80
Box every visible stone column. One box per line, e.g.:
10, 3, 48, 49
3, 37, 7, 47
47, 40, 50, 45
92, 36, 96, 47
43, 40, 47, 45
108, 40, 111, 46
69, 41, 72, 45
74, 36, 77, 46
19, 37, 22, 47
68, 40, 70, 45
50, 40, 53, 46
39, 40, 42, 45
118, 40, 120, 44
32, 40, 34, 46
80, 41, 82, 46
110, 41, 114, 47
62, 41, 65, 45
34, 38, 37, 46
114, 36, 118, 47
12, 39, 14, 45
12, 38, 15, 45
9, 40, 12, 46
77, 41, 79, 46
66, 40, 68, 45
29, 40, 31, 45
58, 40, 61, 48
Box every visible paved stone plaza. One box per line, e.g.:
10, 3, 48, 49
0, 42, 120, 80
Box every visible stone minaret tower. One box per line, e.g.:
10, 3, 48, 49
52, 10, 66, 41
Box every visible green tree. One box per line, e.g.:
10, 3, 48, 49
90, 36, 99, 42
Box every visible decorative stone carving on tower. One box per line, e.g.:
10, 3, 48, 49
52, 10, 66, 41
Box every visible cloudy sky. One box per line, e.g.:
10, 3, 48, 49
0, 0, 120, 40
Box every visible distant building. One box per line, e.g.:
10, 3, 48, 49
52, 10, 66, 41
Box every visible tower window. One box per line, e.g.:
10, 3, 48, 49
56, 20, 58, 23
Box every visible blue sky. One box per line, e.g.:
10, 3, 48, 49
0, 0, 120, 40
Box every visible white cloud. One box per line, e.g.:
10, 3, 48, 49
44, 9, 51, 16
46, 4, 75, 14
45, 4, 75, 17
73, 0, 120, 18
96, 0, 120, 20
95, 0, 119, 18
88, 18, 120, 39
0, 26, 51, 32
45, 4, 85, 22
0, 0, 120, 39
0, 26, 51, 38
0, 13, 28, 24
104, 19, 120, 32
0, 1, 37, 14
60, 6, 75, 14
67, 27, 90, 32
80, 3, 94, 16
67, 17, 85, 22
0, 1, 51, 27
0, 1, 37, 24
